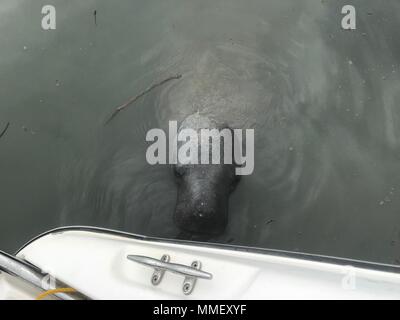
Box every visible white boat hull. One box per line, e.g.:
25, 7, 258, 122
1, 227, 399, 299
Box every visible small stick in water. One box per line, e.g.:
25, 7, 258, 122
104, 74, 182, 125
0, 122, 10, 139
265, 219, 275, 226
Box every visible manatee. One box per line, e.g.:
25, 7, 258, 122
173, 113, 240, 235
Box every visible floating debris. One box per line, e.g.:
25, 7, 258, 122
22, 126, 36, 135
379, 188, 397, 206
105, 74, 182, 125
0, 122, 10, 139
265, 219, 275, 226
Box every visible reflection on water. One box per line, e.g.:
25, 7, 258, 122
0, 0, 400, 265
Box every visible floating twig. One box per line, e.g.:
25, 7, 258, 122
0, 122, 10, 139
265, 219, 275, 226
104, 74, 182, 125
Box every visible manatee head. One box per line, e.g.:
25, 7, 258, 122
173, 113, 240, 235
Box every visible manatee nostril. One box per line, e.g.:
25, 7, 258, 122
174, 169, 182, 178
174, 165, 186, 179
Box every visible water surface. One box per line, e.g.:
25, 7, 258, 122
0, 0, 400, 265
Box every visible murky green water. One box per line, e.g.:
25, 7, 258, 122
0, 0, 400, 265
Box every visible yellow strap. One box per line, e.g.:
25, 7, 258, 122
36, 287, 77, 300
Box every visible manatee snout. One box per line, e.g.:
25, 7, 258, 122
174, 163, 238, 235
173, 114, 240, 235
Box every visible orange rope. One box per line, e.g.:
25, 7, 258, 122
36, 287, 77, 300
